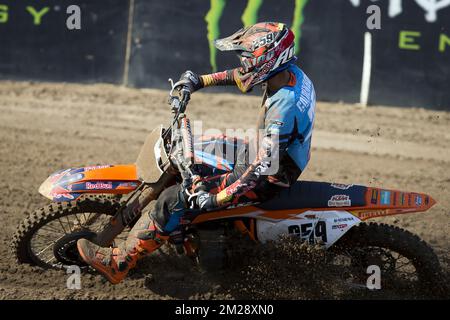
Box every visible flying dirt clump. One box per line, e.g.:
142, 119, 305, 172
226, 234, 450, 300
229, 236, 350, 299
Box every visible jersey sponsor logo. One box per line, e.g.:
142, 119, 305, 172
297, 76, 314, 113
328, 194, 351, 207
224, 184, 240, 196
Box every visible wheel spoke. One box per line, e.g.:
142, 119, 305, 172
35, 236, 63, 257
65, 216, 73, 233
57, 218, 68, 234
45, 254, 57, 264
73, 213, 83, 227
40, 225, 65, 235
82, 213, 88, 224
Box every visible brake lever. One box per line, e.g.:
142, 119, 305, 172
168, 78, 178, 98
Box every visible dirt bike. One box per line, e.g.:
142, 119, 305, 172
12, 79, 445, 296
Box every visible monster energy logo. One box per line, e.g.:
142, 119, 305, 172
205, 0, 309, 72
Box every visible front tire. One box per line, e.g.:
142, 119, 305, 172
11, 195, 124, 269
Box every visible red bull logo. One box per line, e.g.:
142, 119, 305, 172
86, 182, 113, 190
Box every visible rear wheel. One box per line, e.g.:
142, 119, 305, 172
332, 222, 447, 298
11, 195, 128, 269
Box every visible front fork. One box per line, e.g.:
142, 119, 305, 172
92, 171, 176, 247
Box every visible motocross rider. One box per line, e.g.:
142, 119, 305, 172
77, 22, 316, 284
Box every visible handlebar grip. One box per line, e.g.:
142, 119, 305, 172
180, 88, 191, 102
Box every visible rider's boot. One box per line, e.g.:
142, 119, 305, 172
77, 215, 168, 284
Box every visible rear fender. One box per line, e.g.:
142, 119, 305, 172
39, 164, 141, 202
349, 187, 437, 220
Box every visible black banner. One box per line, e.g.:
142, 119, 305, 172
0, 0, 129, 84
368, 1, 450, 109
128, 0, 449, 109
1, 0, 449, 109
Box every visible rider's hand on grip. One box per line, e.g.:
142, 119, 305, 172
196, 190, 216, 210
179, 70, 202, 94
169, 71, 201, 112
185, 180, 216, 210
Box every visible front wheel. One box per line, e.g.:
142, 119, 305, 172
11, 195, 127, 269
332, 222, 447, 298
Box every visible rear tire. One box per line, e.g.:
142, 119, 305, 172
334, 222, 447, 298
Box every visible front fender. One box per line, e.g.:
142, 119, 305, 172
39, 164, 141, 202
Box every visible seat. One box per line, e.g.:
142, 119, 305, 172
256, 181, 367, 210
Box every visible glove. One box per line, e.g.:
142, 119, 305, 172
178, 70, 203, 94
196, 190, 217, 210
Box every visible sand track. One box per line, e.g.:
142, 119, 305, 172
0, 81, 448, 299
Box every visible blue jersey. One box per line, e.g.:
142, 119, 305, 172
214, 64, 316, 205
264, 64, 316, 172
